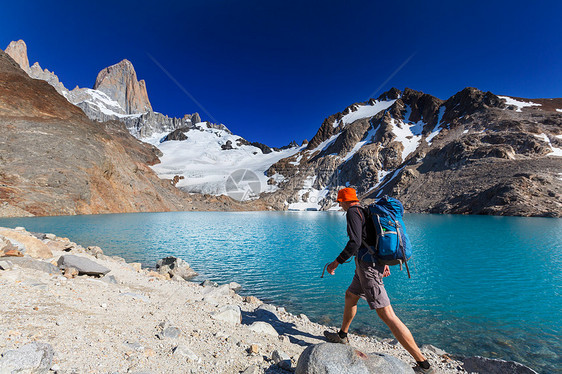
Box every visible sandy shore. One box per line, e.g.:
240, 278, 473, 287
0, 227, 472, 373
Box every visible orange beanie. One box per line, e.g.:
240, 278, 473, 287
336, 188, 359, 202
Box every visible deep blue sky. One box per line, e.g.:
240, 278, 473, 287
2, 1, 561, 147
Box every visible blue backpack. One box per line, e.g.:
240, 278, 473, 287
360, 196, 412, 278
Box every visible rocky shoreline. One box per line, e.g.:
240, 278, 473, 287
0, 227, 538, 373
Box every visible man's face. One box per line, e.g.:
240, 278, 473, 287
339, 201, 351, 211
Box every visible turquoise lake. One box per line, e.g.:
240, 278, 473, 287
1, 212, 560, 373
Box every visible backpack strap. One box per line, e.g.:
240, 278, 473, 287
349, 205, 379, 263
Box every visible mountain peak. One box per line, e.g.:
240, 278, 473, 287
5, 40, 30, 74
94, 59, 152, 114
377, 87, 402, 101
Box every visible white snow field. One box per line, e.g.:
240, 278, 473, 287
498, 96, 542, 112
145, 124, 303, 198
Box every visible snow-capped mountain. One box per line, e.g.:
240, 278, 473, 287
5, 39, 561, 217
4, 39, 302, 202
263, 87, 562, 216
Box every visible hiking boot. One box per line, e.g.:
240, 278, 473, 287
413, 364, 435, 373
323, 330, 349, 344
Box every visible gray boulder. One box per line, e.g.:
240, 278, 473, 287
248, 321, 279, 337
155, 256, 197, 280
0, 342, 54, 374
57, 255, 110, 276
295, 343, 414, 374
210, 305, 242, 325
458, 355, 538, 374
6, 257, 60, 274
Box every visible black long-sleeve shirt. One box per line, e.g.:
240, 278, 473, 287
336, 205, 370, 264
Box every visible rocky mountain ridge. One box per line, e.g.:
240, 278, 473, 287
4, 40, 210, 139
261, 87, 562, 216
3, 39, 561, 217
0, 46, 259, 217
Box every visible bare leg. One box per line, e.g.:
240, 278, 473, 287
376, 305, 426, 362
341, 290, 360, 333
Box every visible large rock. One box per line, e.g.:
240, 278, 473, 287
247, 321, 279, 337
5, 257, 60, 274
0, 342, 54, 374
156, 256, 197, 280
57, 255, 110, 276
295, 343, 414, 374
0, 228, 53, 259
210, 305, 242, 325
458, 355, 538, 374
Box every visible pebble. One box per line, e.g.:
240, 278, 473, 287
248, 344, 260, 355
173, 345, 200, 363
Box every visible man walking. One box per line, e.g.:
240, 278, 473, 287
324, 187, 433, 373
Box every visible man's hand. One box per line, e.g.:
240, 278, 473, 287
383, 265, 391, 277
327, 260, 339, 275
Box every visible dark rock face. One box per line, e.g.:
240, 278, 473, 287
377, 87, 402, 101
162, 127, 190, 142
251, 142, 273, 154
221, 140, 234, 150
191, 112, 201, 124
263, 87, 562, 217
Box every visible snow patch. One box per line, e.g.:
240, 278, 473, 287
341, 100, 396, 126
341, 124, 380, 163
534, 133, 562, 157
390, 119, 422, 161
307, 133, 341, 154
557, 109, 562, 113
498, 96, 542, 112
289, 154, 303, 166
534, 133, 550, 143
376, 166, 405, 197
426, 107, 446, 144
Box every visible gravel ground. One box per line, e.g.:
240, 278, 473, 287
0, 230, 468, 373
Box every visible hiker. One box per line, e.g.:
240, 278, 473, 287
323, 187, 433, 373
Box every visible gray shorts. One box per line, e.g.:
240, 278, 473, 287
347, 257, 391, 310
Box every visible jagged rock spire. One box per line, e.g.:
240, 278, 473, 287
94, 59, 152, 114
5, 40, 31, 74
